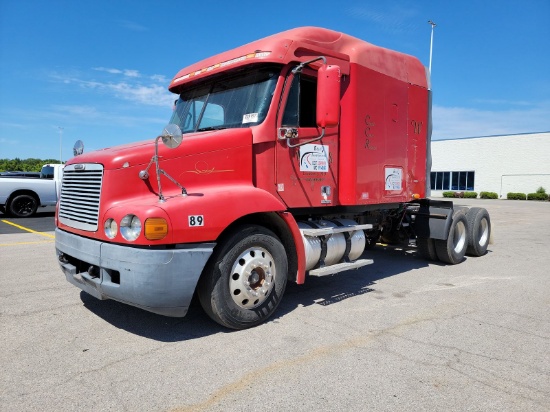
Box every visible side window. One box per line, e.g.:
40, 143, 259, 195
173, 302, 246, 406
282, 74, 317, 127
41, 166, 55, 179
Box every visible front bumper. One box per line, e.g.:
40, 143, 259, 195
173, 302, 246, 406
55, 228, 215, 317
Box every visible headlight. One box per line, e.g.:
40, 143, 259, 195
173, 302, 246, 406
104, 218, 118, 239
120, 214, 142, 241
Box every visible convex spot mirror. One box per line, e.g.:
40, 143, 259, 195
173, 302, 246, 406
161, 124, 183, 149
73, 140, 84, 156
316, 65, 341, 128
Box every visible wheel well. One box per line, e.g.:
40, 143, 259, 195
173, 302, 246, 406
7, 190, 40, 207
213, 212, 298, 282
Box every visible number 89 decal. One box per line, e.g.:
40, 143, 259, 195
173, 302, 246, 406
188, 215, 204, 227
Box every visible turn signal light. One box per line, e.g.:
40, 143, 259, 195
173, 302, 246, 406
412, 193, 421, 200
145, 218, 168, 240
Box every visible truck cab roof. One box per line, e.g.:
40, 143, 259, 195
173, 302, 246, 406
169, 26, 427, 93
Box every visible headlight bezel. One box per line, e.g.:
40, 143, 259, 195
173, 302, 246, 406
120, 214, 142, 241
104, 218, 118, 239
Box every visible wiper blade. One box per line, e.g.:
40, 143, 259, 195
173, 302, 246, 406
196, 126, 227, 132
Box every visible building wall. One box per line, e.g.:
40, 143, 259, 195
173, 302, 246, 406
430, 132, 550, 198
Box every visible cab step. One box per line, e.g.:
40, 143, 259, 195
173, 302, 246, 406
308, 259, 374, 277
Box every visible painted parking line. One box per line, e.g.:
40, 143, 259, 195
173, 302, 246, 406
0, 219, 55, 239
0, 240, 54, 247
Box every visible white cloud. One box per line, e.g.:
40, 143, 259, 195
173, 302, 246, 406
472, 99, 534, 107
123, 69, 140, 78
0, 137, 17, 144
345, 4, 419, 35
93, 67, 123, 75
93, 67, 141, 78
119, 20, 148, 32
50, 69, 173, 107
433, 102, 550, 139
106, 82, 173, 106
151, 74, 169, 83
52, 105, 101, 117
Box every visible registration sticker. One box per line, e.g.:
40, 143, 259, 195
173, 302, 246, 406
242, 113, 259, 123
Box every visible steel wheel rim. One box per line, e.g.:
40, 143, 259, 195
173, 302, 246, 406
453, 221, 467, 253
229, 247, 276, 309
478, 218, 489, 246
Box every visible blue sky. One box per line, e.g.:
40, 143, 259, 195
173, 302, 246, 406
1, 0, 549, 161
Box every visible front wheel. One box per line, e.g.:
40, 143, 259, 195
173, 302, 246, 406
8, 194, 38, 217
197, 225, 288, 330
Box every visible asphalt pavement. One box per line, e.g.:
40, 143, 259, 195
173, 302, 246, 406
0, 199, 549, 411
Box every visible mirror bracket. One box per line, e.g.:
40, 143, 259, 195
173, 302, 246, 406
139, 124, 187, 202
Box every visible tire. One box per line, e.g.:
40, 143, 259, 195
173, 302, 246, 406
417, 238, 438, 261
197, 225, 288, 330
466, 207, 491, 256
8, 194, 38, 217
435, 211, 468, 264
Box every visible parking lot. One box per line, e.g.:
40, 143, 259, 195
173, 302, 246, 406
1, 199, 549, 411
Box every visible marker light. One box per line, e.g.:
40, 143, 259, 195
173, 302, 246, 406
120, 214, 142, 241
145, 218, 168, 240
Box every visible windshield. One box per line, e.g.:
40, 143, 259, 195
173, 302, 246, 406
169, 65, 280, 134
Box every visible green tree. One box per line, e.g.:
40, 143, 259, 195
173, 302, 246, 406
0, 158, 62, 172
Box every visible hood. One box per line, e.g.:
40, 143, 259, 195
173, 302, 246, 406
65, 139, 154, 170
64, 128, 254, 171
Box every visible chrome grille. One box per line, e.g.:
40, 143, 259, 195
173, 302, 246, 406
58, 164, 104, 231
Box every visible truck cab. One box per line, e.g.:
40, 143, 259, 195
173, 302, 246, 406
55, 27, 491, 329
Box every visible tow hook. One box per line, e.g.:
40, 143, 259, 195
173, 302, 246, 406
87, 265, 100, 278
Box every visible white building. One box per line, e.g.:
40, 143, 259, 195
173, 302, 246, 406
430, 132, 550, 198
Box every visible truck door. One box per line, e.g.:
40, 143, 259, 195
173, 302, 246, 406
275, 68, 339, 208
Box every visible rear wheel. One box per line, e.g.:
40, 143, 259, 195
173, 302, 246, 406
435, 211, 468, 264
417, 238, 438, 261
8, 194, 38, 217
466, 207, 491, 256
197, 225, 288, 330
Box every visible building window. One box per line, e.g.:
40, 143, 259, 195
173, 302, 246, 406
430, 171, 450, 190
431, 171, 475, 191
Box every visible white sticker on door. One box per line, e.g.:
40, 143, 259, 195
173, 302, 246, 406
385, 167, 402, 190
299, 144, 329, 172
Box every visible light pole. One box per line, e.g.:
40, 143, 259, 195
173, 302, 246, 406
428, 20, 437, 74
58, 126, 64, 164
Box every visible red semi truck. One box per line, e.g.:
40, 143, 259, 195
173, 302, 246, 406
55, 27, 491, 329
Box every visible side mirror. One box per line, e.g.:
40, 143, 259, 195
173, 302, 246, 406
161, 124, 183, 149
316, 65, 341, 128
